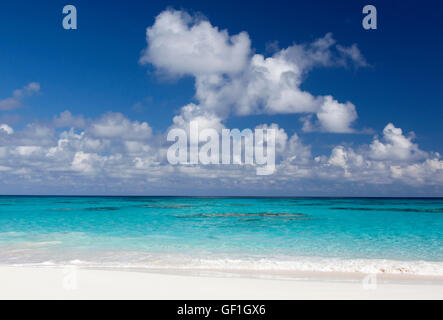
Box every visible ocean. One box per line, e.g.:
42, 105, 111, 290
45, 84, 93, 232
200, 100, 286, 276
0, 196, 442, 276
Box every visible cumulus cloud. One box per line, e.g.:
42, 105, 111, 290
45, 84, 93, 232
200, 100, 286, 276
54, 111, 87, 129
369, 123, 427, 161
232, 54, 318, 115
140, 10, 366, 134
171, 103, 225, 132
71, 151, 102, 174
0, 124, 14, 135
0, 82, 40, 111
303, 96, 358, 133
140, 9, 251, 76
0, 111, 441, 195
89, 112, 152, 140
312, 123, 442, 186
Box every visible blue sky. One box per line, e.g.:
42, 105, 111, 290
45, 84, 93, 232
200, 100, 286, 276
0, 0, 442, 196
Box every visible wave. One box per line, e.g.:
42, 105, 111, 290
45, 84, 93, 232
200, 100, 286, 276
6, 252, 443, 276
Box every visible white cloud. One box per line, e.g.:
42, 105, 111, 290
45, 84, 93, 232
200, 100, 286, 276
311, 96, 358, 133
54, 111, 87, 128
0, 82, 40, 111
308, 123, 441, 186
140, 9, 251, 76
15, 82, 40, 97
0, 124, 14, 135
1, 123, 54, 148
255, 123, 288, 155
387, 158, 443, 185
13, 146, 42, 157
327, 146, 364, 177
89, 112, 152, 140
141, 10, 366, 134
279, 33, 367, 71
233, 54, 319, 115
369, 123, 427, 161
336, 44, 369, 68
71, 151, 102, 174
0, 111, 441, 194
171, 103, 225, 132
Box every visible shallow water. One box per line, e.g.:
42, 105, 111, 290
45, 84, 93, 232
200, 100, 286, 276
0, 196, 442, 275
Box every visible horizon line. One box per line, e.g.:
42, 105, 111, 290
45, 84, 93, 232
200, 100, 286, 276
0, 195, 442, 199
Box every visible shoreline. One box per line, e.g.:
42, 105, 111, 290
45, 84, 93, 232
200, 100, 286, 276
3, 252, 443, 278
0, 265, 442, 299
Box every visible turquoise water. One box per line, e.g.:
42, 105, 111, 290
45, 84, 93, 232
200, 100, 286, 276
0, 196, 443, 275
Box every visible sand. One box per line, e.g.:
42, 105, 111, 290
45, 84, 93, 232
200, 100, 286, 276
0, 266, 442, 299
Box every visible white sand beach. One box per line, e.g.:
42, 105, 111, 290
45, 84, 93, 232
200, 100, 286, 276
0, 266, 442, 300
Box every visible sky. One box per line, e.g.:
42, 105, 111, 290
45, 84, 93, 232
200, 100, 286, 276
0, 0, 442, 196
